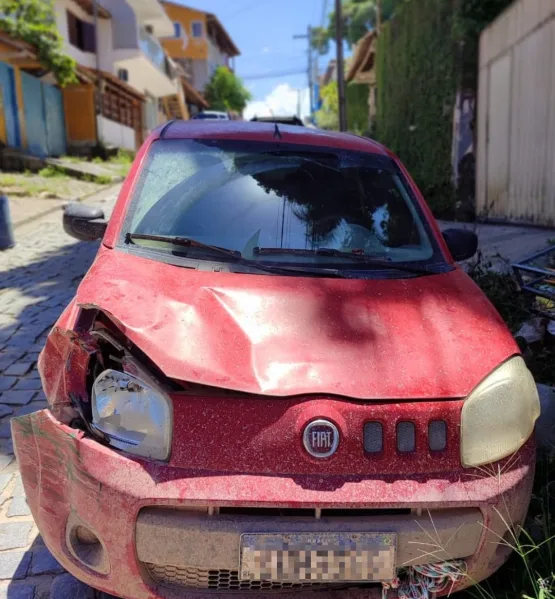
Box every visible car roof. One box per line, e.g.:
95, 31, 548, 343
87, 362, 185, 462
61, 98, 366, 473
155, 120, 388, 155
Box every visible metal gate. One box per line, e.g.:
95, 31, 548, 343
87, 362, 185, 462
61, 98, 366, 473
43, 84, 67, 156
21, 71, 48, 157
21, 71, 66, 157
0, 62, 20, 148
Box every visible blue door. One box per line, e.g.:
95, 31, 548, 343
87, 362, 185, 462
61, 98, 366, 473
20, 71, 48, 157
0, 62, 20, 148
43, 83, 67, 156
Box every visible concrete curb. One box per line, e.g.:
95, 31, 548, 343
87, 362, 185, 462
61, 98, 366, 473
13, 183, 121, 230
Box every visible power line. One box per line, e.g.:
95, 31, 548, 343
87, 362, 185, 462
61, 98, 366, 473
224, 0, 270, 21
293, 27, 314, 115
241, 68, 307, 81
321, 0, 329, 27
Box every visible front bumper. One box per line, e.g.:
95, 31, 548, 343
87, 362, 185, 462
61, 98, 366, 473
12, 410, 535, 599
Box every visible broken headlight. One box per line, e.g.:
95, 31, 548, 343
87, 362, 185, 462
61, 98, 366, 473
460, 356, 540, 468
91, 369, 172, 461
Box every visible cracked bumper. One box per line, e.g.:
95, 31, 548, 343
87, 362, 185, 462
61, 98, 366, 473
12, 410, 535, 599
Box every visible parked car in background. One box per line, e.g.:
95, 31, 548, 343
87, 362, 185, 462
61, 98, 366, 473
192, 110, 230, 120
13, 121, 540, 599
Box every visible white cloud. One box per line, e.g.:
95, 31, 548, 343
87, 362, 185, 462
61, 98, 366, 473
262, 47, 270, 54
244, 84, 310, 121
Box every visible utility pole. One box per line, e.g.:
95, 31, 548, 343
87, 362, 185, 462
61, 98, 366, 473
335, 0, 347, 131
293, 26, 314, 117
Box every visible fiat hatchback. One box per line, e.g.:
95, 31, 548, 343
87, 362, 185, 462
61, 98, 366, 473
12, 122, 540, 599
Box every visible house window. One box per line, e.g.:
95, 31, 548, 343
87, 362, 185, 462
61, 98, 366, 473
67, 10, 96, 53
174, 22, 182, 38
117, 69, 129, 82
191, 21, 203, 38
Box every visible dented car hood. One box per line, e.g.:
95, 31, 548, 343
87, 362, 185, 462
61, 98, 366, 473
68, 246, 517, 399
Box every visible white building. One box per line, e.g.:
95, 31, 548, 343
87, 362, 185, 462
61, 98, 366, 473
54, 0, 188, 148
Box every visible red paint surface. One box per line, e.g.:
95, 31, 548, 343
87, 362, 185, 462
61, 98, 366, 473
168, 396, 464, 475
12, 411, 535, 599
70, 246, 518, 399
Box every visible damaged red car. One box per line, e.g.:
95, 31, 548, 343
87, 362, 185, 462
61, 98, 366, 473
12, 121, 540, 599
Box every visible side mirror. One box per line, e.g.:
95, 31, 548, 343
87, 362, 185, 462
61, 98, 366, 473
442, 228, 478, 262
63, 203, 107, 242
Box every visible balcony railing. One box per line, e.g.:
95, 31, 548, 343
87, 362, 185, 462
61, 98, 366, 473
138, 27, 172, 79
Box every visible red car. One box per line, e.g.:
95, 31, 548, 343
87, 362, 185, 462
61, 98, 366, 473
12, 122, 540, 599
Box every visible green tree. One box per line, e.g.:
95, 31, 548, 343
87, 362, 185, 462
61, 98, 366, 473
204, 66, 251, 114
315, 81, 339, 130
0, 0, 77, 86
312, 0, 401, 54
315, 80, 369, 134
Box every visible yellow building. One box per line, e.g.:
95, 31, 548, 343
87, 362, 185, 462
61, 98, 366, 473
161, 2, 240, 96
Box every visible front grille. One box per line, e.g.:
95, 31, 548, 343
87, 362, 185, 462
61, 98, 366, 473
145, 563, 375, 593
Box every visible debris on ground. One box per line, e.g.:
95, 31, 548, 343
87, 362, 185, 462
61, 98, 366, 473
515, 317, 547, 348
513, 245, 555, 302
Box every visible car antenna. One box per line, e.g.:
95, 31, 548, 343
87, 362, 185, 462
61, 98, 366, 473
273, 124, 282, 140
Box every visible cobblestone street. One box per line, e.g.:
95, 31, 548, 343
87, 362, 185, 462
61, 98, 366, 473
0, 187, 120, 599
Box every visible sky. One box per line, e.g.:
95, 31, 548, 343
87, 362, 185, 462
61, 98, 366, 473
174, 0, 337, 119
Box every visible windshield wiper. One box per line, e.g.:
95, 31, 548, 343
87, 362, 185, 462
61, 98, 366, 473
125, 233, 349, 278
253, 247, 433, 275
125, 233, 242, 260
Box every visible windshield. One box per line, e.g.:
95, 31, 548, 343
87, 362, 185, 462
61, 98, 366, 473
124, 139, 444, 269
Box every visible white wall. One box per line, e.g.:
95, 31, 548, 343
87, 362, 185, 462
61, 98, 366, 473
192, 59, 209, 92
207, 37, 226, 78
54, 0, 112, 71
97, 115, 135, 150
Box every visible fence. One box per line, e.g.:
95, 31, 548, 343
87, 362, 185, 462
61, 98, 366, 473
476, 0, 555, 225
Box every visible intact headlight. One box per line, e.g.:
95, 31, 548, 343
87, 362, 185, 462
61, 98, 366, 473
461, 356, 540, 468
91, 369, 172, 461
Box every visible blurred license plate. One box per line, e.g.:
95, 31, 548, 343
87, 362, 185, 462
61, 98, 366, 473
240, 532, 396, 582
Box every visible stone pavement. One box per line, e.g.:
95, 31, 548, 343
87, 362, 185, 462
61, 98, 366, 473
0, 185, 120, 599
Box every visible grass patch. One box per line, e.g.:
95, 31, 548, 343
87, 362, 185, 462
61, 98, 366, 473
110, 149, 134, 165
0, 174, 18, 187
38, 165, 68, 179
89, 149, 134, 178
460, 454, 555, 599
60, 155, 82, 164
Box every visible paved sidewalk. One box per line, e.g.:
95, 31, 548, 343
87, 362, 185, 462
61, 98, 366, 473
438, 220, 555, 270
8, 183, 121, 229
0, 186, 120, 599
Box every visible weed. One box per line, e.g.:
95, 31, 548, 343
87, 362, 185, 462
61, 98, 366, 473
91, 156, 104, 164
38, 166, 68, 179
95, 175, 112, 185
0, 174, 17, 187
468, 262, 535, 332
461, 454, 555, 599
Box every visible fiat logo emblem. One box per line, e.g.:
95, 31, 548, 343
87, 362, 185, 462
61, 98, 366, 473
303, 419, 340, 458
